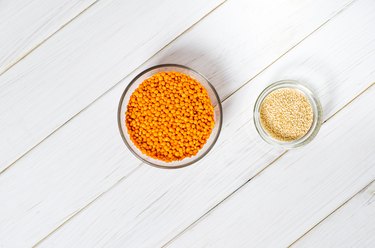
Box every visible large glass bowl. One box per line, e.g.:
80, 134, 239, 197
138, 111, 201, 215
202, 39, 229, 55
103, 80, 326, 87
118, 64, 223, 169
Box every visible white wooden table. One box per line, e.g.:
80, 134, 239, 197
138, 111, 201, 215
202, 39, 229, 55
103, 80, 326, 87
0, 0, 374, 247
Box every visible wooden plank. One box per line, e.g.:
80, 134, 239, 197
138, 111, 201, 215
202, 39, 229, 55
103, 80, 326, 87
292, 180, 375, 248
166, 86, 375, 247
0, 0, 352, 173
0, 0, 224, 172
0, 0, 96, 73
0, 0, 364, 246
31, 0, 375, 247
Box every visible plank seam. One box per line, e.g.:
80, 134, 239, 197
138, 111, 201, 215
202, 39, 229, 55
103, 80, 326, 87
221, 0, 357, 103
161, 151, 287, 247
0, 0, 228, 176
161, 82, 374, 247
288, 178, 375, 247
0, 0, 100, 77
29, 2, 228, 245
26, 0, 368, 245
0, 0, 354, 175
32, 164, 143, 247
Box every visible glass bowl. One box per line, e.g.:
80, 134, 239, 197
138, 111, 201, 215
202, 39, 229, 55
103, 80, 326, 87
118, 64, 223, 169
253, 80, 322, 148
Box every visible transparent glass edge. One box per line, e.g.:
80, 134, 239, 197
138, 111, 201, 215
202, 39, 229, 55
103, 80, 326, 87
117, 64, 223, 169
253, 80, 323, 149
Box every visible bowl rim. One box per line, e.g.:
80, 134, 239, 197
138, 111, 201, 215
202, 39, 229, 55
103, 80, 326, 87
253, 80, 323, 148
117, 64, 223, 169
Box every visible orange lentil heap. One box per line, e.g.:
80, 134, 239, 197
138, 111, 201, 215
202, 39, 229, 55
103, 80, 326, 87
126, 71, 215, 162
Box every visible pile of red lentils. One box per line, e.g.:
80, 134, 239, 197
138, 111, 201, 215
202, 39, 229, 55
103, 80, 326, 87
126, 71, 215, 162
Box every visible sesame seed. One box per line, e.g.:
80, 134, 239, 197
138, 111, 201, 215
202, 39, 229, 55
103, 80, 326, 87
259, 88, 313, 141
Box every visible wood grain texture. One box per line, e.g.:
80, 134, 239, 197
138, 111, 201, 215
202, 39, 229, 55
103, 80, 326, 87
33, 0, 375, 247
0, 0, 96, 73
167, 85, 375, 248
0, 0, 355, 246
0, 0, 224, 172
293, 180, 375, 248
0, 0, 356, 246
0, 0, 353, 174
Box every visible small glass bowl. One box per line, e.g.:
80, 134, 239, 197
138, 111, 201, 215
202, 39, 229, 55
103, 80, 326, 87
253, 80, 322, 148
118, 64, 223, 169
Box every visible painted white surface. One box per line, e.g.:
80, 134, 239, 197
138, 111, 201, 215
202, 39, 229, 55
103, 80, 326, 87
0, 0, 355, 246
0, 0, 96, 73
167, 85, 375, 248
0, 0, 224, 172
36, 0, 375, 245
0, 0, 354, 173
293, 180, 375, 248
0, 0, 374, 247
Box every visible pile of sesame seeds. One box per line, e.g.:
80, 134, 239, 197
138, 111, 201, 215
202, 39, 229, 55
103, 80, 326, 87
259, 88, 313, 141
